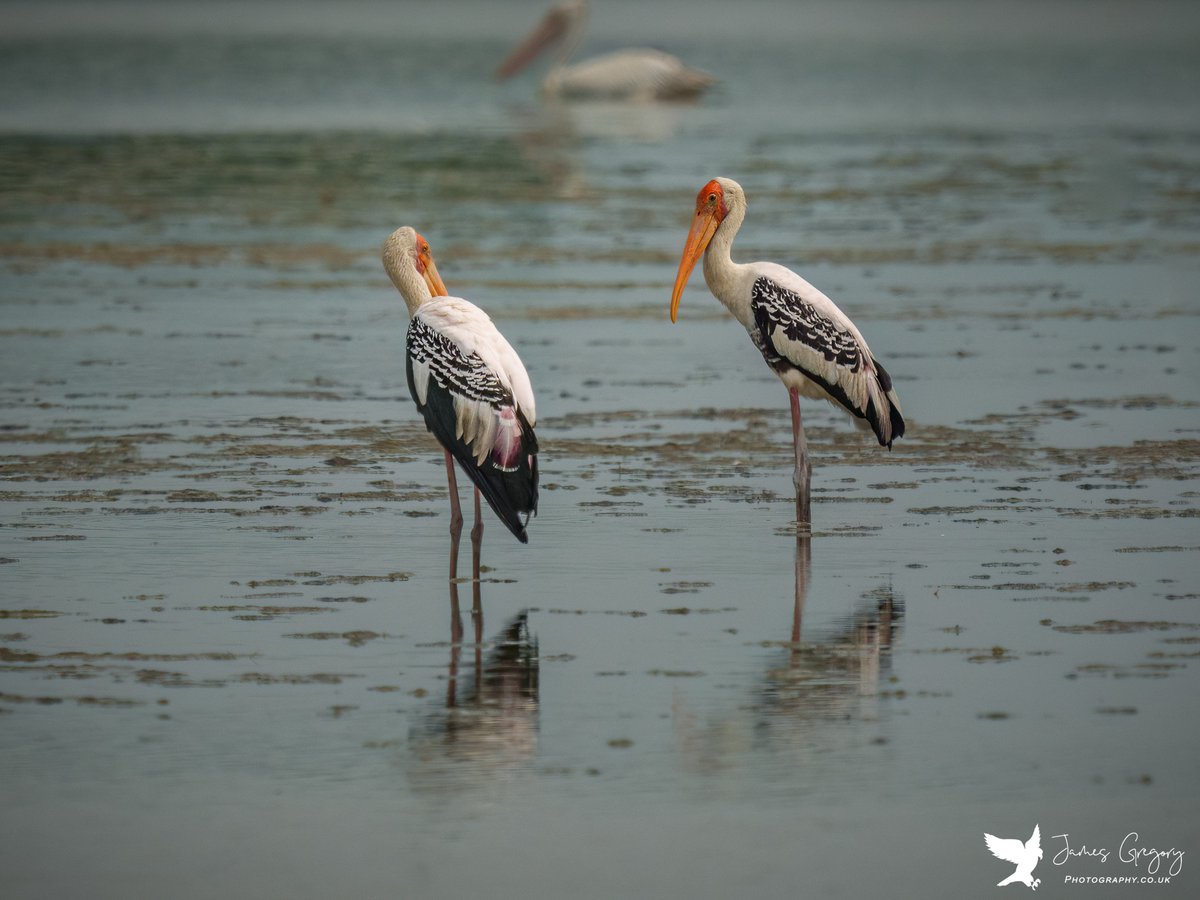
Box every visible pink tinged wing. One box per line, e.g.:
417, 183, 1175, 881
491, 407, 523, 471
418, 296, 536, 473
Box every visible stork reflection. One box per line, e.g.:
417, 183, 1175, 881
407, 530, 539, 793
766, 535, 903, 721
673, 534, 904, 773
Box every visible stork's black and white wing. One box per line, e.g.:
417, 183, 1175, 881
749, 273, 905, 448
406, 297, 538, 542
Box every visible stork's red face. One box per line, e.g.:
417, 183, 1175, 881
414, 231, 448, 297
670, 180, 728, 323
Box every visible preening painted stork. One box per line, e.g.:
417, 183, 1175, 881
382, 227, 538, 576
495, 0, 713, 102
670, 178, 905, 526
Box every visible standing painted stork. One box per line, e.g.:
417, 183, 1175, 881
382, 227, 538, 578
495, 0, 713, 102
670, 178, 904, 526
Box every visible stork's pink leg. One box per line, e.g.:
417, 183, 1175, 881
444, 449, 463, 581
789, 388, 812, 528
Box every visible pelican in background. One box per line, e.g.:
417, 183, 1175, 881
670, 177, 904, 527
382, 227, 539, 579
495, 0, 713, 102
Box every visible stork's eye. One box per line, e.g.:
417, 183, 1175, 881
707, 193, 717, 204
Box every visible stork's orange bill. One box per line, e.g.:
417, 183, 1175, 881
670, 180, 727, 322
414, 232, 449, 297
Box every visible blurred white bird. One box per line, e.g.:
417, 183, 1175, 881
495, 0, 713, 102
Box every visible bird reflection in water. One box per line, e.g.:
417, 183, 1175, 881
502, 99, 694, 209
764, 535, 903, 722
407, 530, 539, 792
673, 534, 904, 773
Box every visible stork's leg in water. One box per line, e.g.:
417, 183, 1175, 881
444, 450, 464, 581
446, 547, 464, 707
470, 488, 484, 636
792, 532, 811, 646
470, 488, 484, 586
789, 388, 812, 528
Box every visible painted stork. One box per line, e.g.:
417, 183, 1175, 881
382, 227, 538, 577
495, 0, 713, 102
670, 177, 904, 526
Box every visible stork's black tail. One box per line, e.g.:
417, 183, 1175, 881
451, 411, 539, 543
866, 356, 905, 449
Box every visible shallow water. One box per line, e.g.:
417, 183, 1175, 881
3, 1, 1200, 897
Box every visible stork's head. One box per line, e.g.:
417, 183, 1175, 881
382, 226, 448, 314
495, 0, 588, 80
670, 177, 742, 322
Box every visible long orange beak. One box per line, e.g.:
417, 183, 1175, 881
419, 248, 448, 297
670, 206, 722, 323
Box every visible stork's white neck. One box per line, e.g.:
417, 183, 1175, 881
382, 243, 430, 319
702, 199, 753, 328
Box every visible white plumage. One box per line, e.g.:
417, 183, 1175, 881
409, 297, 537, 466
495, 0, 713, 102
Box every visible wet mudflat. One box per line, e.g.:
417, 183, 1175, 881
3, 2, 1200, 897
